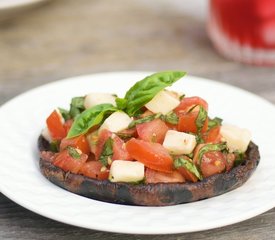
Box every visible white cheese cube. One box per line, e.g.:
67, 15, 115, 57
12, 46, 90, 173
41, 127, 52, 143
99, 111, 132, 133
145, 90, 180, 115
220, 124, 252, 153
163, 130, 197, 155
84, 93, 116, 109
109, 160, 145, 182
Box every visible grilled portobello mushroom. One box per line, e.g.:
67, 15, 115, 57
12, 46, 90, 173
38, 135, 260, 206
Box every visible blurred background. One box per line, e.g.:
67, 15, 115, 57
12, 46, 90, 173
1, 1, 275, 239
0, 0, 274, 106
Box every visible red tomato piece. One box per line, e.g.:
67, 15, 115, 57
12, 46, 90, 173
53, 149, 88, 174
200, 151, 226, 178
40, 151, 56, 163
178, 111, 208, 134
46, 110, 66, 140
225, 153, 236, 172
174, 96, 208, 114
112, 136, 133, 161
193, 144, 226, 178
125, 138, 173, 173
203, 126, 222, 143
60, 134, 90, 154
145, 168, 185, 183
136, 119, 169, 144
79, 161, 109, 180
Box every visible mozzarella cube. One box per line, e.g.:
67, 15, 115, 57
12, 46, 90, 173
84, 93, 116, 109
99, 111, 132, 133
163, 130, 197, 155
145, 90, 180, 114
109, 160, 145, 182
220, 124, 252, 153
41, 127, 52, 143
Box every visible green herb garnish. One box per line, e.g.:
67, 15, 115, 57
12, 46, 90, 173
67, 146, 81, 159
174, 157, 202, 180
116, 71, 186, 116
99, 137, 114, 167
67, 104, 117, 138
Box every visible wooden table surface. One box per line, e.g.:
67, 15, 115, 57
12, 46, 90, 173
0, 1, 274, 239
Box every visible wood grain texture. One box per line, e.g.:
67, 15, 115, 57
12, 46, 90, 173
0, 0, 274, 239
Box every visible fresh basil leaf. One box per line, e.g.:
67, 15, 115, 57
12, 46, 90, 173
233, 151, 245, 167
179, 94, 185, 100
120, 71, 186, 116
58, 108, 71, 121
164, 111, 179, 125
69, 96, 85, 119
67, 104, 117, 138
197, 143, 228, 166
67, 146, 81, 159
174, 157, 202, 180
99, 137, 114, 167
208, 117, 223, 130
196, 106, 208, 133
128, 113, 162, 128
115, 97, 127, 110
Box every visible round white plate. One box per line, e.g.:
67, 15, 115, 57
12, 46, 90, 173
0, 72, 274, 234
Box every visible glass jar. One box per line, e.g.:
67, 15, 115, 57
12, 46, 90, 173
208, 0, 275, 65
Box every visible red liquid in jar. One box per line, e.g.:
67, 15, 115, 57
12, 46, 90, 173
208, 0, 275, 65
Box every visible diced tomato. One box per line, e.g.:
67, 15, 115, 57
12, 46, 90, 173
136, 119, 169, 144
46, 110, 66, 140
145, 168, 185, 183
94, 129, 112, 160
53, 149, 88, 174
178, 111, 208, 134
60, 134, 90, 154
126, 138, 173, 173
225, 153, 236, 172
64, 119, 74, 135
193, 144, 226, 178
40, 151, 56, 163
178, 167, 198, 183
79, 161, 109, 180
112, 136, 133, 160
203, 126, 221, 143
174, 96, 208, 114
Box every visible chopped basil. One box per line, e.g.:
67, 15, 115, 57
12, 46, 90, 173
67, 104, 117, 138
233, 151, 245, 167
196, 106, 208, 134
67, 146, 81, 159
116, 71, 186, 116
197, 143, 228, 166
179, 94, 185, 100
99, 137, 114, 167
69, 96, 85, 119
128, 113, 162, 128
163, 111, 179, 125
174, 157, 202, 180
208, 117, 223, 130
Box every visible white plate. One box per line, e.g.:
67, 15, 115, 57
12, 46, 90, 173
0, 72, 274, 234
